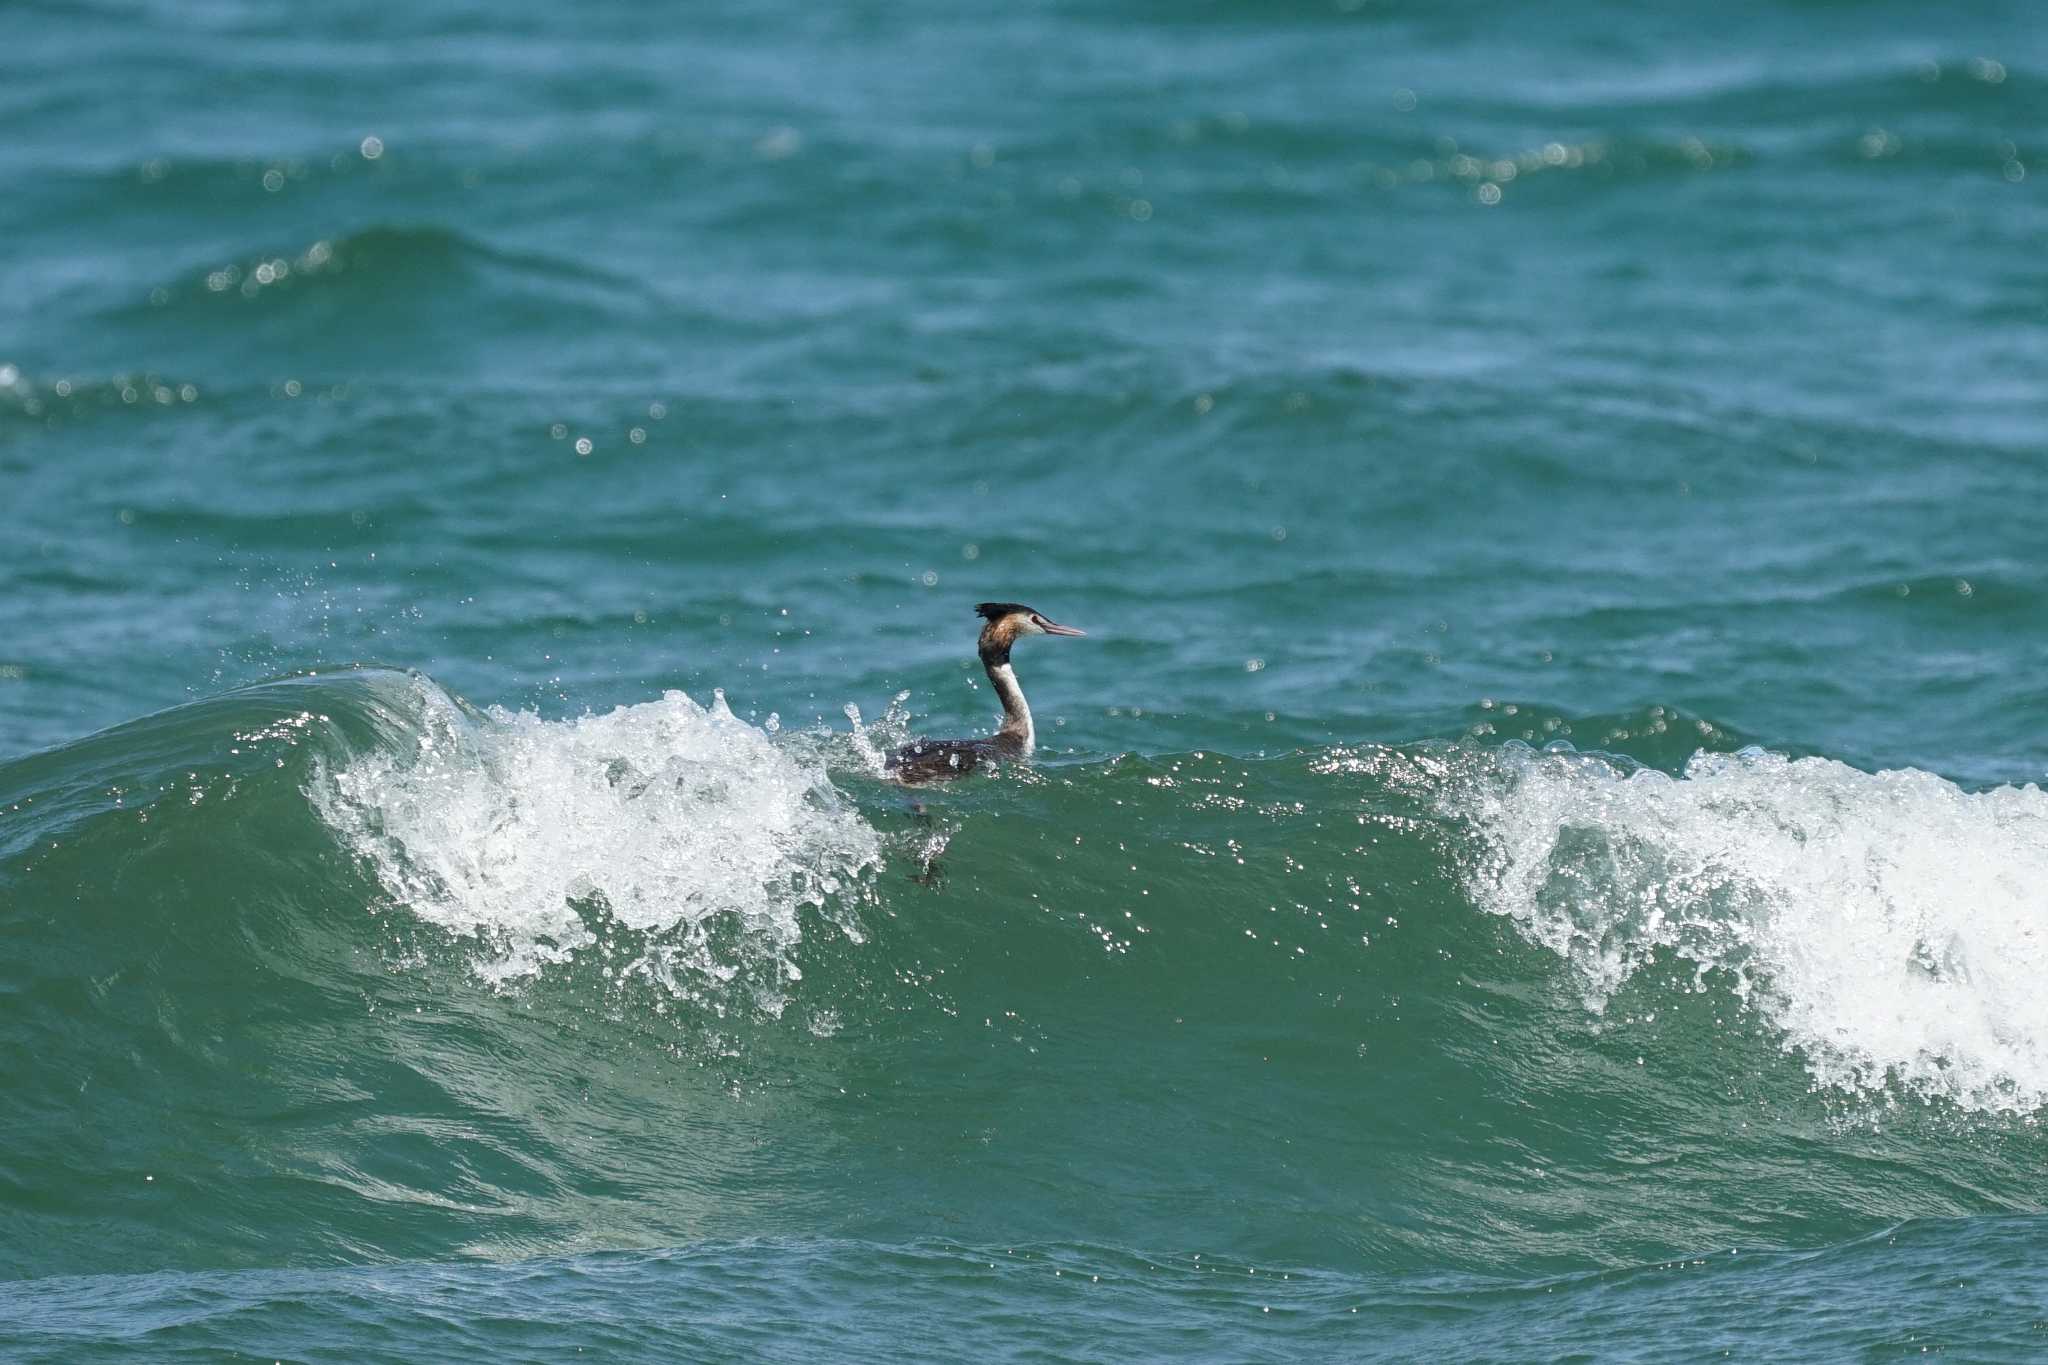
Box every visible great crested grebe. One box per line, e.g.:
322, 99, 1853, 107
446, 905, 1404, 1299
887, 601, 1087, 784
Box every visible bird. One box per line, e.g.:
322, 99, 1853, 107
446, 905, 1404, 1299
886, 601, 1087, 784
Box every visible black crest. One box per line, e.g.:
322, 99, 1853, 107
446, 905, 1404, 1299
975, 601, 1035, 621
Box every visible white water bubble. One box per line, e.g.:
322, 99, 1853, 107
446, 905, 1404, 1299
310, 677, 879, 992
1448, 746, 2048, 1112
755, 126, 801, 160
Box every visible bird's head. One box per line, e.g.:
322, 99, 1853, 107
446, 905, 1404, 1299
975, 601, 1086, 659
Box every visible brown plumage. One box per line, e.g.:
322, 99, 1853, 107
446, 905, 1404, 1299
887, 601, 1087, 785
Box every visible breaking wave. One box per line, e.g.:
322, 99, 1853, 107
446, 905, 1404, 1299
5, 674, 2046, 1283
309, 675, 882, 993
1448, 744, 2048, 1112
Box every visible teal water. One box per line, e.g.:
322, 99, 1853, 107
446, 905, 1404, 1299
5, 0, 2047, 1357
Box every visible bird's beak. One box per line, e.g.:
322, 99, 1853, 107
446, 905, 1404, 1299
1040, 619, 1087, 637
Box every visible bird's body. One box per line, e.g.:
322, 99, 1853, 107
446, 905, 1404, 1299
885, 734, 1013, 785
887, 602, 1085, 785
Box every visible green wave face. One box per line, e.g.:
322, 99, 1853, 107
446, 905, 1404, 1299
5, 670, 2043, 1282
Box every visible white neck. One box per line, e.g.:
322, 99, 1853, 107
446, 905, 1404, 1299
988, 660, 1034, 752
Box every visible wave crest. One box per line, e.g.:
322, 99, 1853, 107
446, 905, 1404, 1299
310, 676, 880, 993
1450, 744, 2048, 1112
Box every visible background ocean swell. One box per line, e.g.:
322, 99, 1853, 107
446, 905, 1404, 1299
7, 1217, 2047, 1365
6, 2, 2046, 786
3, 669, 2044, 1292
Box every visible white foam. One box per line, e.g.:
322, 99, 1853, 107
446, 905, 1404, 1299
310, 678, 879, 995
1451, 745, 2048, 1112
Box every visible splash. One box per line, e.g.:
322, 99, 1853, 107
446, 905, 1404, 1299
1451, 745, 2048, 1112
310, 678, 880, 995
838, 688, 913, 778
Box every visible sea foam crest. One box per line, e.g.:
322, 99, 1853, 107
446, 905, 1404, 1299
311, 679, 879, 989
1453, 745, 2048, 1112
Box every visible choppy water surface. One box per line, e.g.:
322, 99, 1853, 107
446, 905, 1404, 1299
4, 0, 2046, 1358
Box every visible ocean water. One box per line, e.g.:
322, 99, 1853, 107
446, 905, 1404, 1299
4, 0, 2047, 1357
